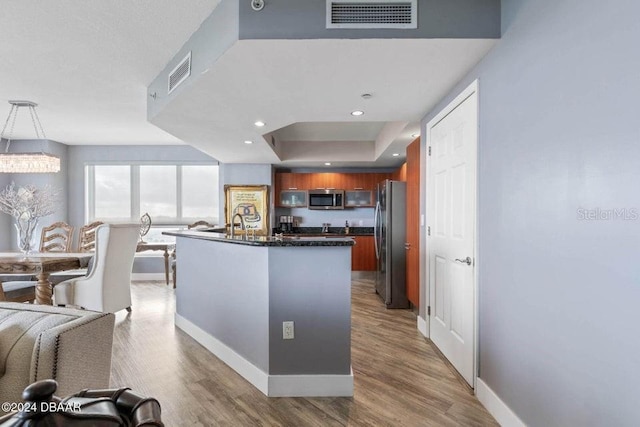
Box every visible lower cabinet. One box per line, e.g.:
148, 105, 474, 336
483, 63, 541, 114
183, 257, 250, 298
351, 235, 376, 271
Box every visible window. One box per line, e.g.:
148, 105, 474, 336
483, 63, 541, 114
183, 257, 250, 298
86, 164, 219, 224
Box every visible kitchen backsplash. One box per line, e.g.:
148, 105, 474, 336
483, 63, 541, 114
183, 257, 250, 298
274, 207, 375, 227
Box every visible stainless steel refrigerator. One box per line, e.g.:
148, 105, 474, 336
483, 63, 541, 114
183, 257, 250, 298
374, 179, 409, 308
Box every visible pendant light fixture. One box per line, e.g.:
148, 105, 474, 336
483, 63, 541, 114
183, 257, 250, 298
0, 100, 60, 173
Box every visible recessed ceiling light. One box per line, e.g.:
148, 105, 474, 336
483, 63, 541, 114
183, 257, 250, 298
324, 162, 332, 166
361, 93, 372, 99
244, 140, 253, 144
254, 121, 265, 127
392, 153, 400, 157
351, 110, 364, 116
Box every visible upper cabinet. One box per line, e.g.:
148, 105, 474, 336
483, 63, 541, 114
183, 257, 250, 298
275, 172, 391, 208
279, 190, 307, 207
344, 190, 374, 207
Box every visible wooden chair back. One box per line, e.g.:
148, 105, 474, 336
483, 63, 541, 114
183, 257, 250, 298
39, 222, 74, 253
78, 221, 104, 252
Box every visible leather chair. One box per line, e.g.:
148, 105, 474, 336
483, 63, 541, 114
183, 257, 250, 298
54, 224, 139, 313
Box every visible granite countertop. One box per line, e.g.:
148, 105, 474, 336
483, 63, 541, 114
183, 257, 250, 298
164, 230, 355, 247
273, 227, 374, 236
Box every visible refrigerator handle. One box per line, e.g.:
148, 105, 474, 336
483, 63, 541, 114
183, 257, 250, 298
374, 201, 381, 259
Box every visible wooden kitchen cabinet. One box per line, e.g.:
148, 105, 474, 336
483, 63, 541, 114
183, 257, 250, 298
344, 190, 374, 207
279, 173, 309, 191
405, 138, 420, 307
278, 190, 307, 207
276, 173, 309, 207
275, 172, 392, 208
351, 235, 376, 271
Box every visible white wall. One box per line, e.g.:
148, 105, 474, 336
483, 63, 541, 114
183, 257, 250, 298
420, 0, 640, 425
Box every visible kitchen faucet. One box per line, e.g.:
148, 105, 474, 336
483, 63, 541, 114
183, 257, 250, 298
230, 213, 245, 238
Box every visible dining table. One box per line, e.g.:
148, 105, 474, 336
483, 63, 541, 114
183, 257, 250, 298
0, 252, 90, 305
136, 242, 175, 286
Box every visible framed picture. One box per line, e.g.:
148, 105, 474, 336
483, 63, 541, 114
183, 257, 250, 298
224, 185, 270, 236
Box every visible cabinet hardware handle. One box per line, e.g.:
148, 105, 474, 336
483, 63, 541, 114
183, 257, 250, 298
354, 187, 364, 190
288, 187, 298, 190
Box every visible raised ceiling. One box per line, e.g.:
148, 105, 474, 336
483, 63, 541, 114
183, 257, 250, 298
1, 1, 497, 168
150, 38, 497, 166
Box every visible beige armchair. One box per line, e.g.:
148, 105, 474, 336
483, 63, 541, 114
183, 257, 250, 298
0, 302, 115, 413
54, 224, 139, 313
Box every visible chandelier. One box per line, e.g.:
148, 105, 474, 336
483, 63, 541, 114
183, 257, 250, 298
0, 100, 61, 173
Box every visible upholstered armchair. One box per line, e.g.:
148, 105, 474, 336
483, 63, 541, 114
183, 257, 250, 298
54, 224, 139, 313
0, 302, 115, 413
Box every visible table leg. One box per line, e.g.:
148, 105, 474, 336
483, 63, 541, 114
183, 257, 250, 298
163, 249, 170, 286
35, 272, 53, 305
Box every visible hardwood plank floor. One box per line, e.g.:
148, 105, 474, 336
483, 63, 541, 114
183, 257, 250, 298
111, 276, 497, 426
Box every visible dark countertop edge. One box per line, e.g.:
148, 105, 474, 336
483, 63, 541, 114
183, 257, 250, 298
163, 231, 355, 247
272, 227, 374, 236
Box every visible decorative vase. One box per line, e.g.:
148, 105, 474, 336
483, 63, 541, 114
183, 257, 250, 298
15, 212, 39, 255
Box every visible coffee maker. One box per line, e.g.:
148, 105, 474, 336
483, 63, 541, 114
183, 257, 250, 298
278, 215, 295, 233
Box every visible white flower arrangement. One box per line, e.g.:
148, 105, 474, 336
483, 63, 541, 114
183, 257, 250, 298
0, 182, 58, 220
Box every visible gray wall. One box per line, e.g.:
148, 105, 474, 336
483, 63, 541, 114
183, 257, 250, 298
176, 237, 270, 371
0, 139, 69, 251
239, 0, 501, 40
147, 0, 239, 120
175, 236, 352, 376
218, 163, 274, 227
420, 0, 640, 425
268, 246, 351, 374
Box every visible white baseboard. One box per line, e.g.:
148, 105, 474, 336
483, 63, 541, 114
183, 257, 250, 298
268, 369, 354, 397
417, 315, 428, 337
131, 273, 166, 281
175, 314, 353, 397
476, 378, 526, 427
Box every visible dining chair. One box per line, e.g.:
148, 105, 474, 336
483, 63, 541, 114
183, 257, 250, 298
39, 221, 74, 252
77, 221, 104, 252
0, 221, 75, 302
54, 224, 139, 313
171, 220, 214, 288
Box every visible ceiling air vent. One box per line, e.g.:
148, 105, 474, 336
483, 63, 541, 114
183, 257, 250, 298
168, 52, 192, 94
327, 0, 417, 29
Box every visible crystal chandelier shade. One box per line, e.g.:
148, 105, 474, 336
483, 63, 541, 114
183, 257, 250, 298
0, 100, 61, 174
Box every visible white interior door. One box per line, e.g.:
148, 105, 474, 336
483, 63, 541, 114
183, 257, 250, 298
427, 83, 477, 386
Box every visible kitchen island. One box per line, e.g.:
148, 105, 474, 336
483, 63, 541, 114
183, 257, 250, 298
164, 230, 355, 397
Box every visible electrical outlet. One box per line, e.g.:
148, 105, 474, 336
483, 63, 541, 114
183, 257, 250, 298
282, 321, 294, 340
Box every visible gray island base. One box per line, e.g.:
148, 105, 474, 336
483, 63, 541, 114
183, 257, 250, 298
165, 230, 355, 397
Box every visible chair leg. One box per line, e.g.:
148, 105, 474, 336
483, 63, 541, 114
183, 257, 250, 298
126, 306, 132, 312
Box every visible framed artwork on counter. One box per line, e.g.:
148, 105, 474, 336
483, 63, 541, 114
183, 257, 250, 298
224, 185, 270, 236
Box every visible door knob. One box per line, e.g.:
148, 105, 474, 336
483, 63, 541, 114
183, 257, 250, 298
405, 242, 411, 250
455, 257, 472, 266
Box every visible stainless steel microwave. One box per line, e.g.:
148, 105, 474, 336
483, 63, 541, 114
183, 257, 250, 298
308, 189, 345, 210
